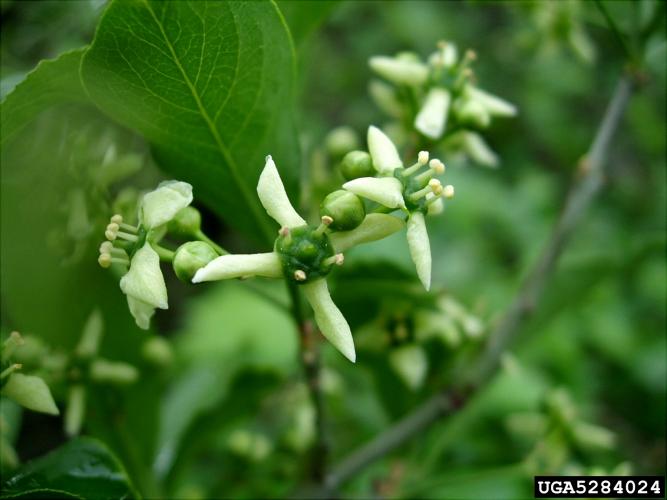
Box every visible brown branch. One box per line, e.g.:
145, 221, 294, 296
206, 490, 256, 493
323, 74, 636, 493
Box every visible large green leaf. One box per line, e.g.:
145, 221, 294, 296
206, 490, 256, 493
81, 0, 300, 245
0, 48, 88, 148
1, 437, 138, 500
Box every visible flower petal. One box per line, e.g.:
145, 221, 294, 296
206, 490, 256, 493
462, 132, 499, 168
415, 88, 451, 139
302, 279, 356, 363
407, 212, 432, 290
120, 242, 168, 310
389, 344, 428, 390
467, 86, 517, 117
140, 181, 193, 229
257, 156, 305, 228
2, 373, 59, 415
192, 252, 282, 283
369, 56, 429, 86
330, 214, 405, 253
425, 193, 444, 216
367, 125, 403, 173
343, 177, 405, 209
368, 80, 403, 118
126, 296, 155, 330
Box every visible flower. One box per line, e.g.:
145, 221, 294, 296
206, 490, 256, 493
98, 181, 193, 329
343, 126, 455, 291
192, 156, 404, 363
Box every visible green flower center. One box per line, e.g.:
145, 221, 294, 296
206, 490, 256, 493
275, 225, 336, 284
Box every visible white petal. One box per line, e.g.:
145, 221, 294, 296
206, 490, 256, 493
369, 56, 429, 86
407, 212, 432, 290
368, 80, 403, 118
2, 373, 59, 415
257, 156, 305, 228
120, 243, 168, 309
463, 132, 499, 168
302, 280, 356, 363
192, 252, 282, 283
140, 181, 193, 229
426, 195, 444, 216
415, 88, 451, 139
343, 177, 405, 209
467, 86, 517, 117
127, 296, 155, 330
367, 126, 403, 173
389, 344, 428, 390
330, 214, 405, 253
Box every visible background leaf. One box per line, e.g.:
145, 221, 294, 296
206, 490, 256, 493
81, 0, 301, 246
0, 48, 88, 147
1, 437, 138, 500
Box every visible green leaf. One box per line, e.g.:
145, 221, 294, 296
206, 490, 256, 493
0, 48, 88, 148
1, 437, 138, 500
81, 0, 300, 245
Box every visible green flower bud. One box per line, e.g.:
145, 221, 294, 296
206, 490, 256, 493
141, 336, 174, 367
167, 206, 202, 239
325, 126, 359, 159
320, 190, 366, 231
89, 359, 139, 385
1, 373, 59, 415
173, 241, 218, 282
339, 151, 375, 180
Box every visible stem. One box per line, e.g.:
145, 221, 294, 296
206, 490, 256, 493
323, 74, 635, 493
594, 0, 637, 63
195, 229, 228, 255
287, 281, 328, 483
150, 243, 175, 262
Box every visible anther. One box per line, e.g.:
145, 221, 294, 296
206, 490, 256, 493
324, 253, 345, 267
429, 159, 445, 174
444, 185, 455, 199
98, 253, 112, 268
279, 227, 290, 237
429, 178, 443, 196
110, 214, 123, 224
100, 241, 114, 254
418, 151, 429, 165
0, 363, 22, 380
315, 216, 334, 235
464, 49, 477, 62
294, 270, 307, 281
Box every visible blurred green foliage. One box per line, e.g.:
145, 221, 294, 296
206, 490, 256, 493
1, 1, 665, 499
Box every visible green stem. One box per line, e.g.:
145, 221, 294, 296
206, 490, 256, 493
150, 243, 175, 262
195, 230, 228, 255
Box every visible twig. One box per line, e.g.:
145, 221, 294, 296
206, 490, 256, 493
288, 282, 329, 483
323, 74, 635, 493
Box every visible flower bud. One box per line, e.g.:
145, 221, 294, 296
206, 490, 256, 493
320, 190, 366, 231
173, 241, 218, 282
325, 126, 359, 159
167, 206, 202, 239
141, 336, 174, 367
339, 151, 375, 180
89, 359, 139, 385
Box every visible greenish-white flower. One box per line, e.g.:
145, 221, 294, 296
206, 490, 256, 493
192, 156, 404, 363
415, 87, 452, 139
343, 126, 455, 290
369, 54, 429, 87
99, 181, 193, 329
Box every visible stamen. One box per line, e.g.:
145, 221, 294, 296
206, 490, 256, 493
315, 216, 334, 235
0, 363, 22, 380
429, 178, 443, 196
110, 214, 123, 224
294, 270, 307, 281
415, 159, 446, 183
425, 192, 443, 206
463, 49, 477, 63
98, 253, 112, 268
444, 185, 455, 199
109, 215, 138, 234
324, 253, 345, 267
105, 223, 119, 241
279, 227, 290, 237
401, 152, 430, 177
116, 231, 138, 242
99, 241, 114, 254
2, 331, 24, 363
119, 223, 138, 233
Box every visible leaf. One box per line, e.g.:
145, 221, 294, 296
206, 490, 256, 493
1, 437, 138, 500
277, 0, 339, 47
81, 0, 300, 245
0, 48, 88, 148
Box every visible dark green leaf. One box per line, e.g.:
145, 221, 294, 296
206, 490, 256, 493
1, 437, 138, 500
0, 48, 88, 148
81, 0, 300, 245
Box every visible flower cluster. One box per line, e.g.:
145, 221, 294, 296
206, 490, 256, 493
368, 41, 517, 167
343, 126, 454, 290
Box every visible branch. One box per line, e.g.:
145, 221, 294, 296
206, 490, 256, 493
323, 74, 635, 493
